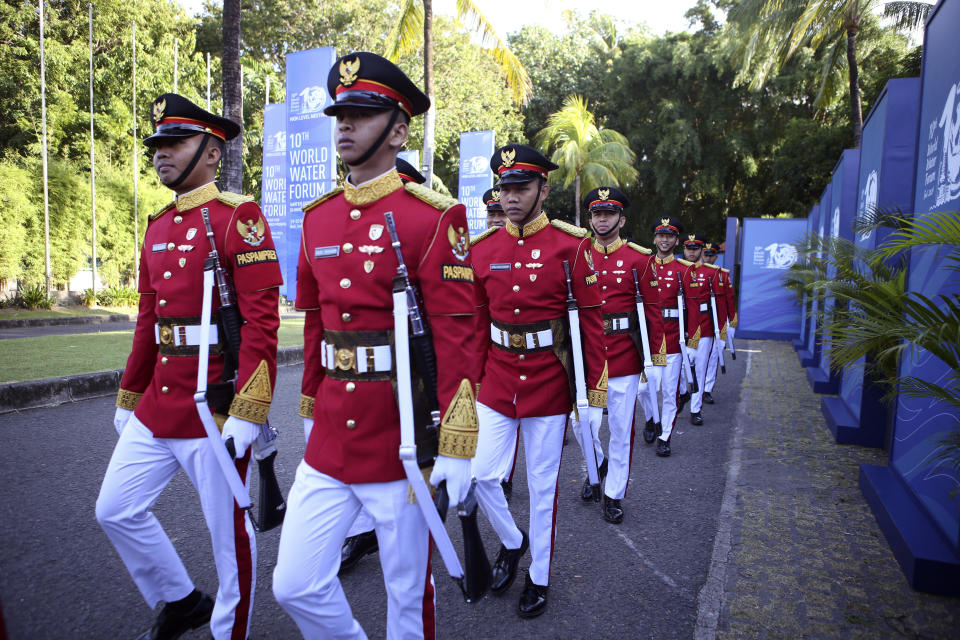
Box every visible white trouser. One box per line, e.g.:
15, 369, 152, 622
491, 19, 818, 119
501, 431, 520, 483
705, 338, 721, 393
273, 462, 433, 640
690, 337, 715, 414
96, 416, 256, 640
660, 353, 683, 441
347, 509, 376, 538
472, 403, 565, 586
572, 374, 639, 500
637, 365, 663, 424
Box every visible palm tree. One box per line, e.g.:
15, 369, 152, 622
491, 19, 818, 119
535, 95, 637, 227
384, 0, 532, 187
221, 0, 242, 192
729, 0, 932, 147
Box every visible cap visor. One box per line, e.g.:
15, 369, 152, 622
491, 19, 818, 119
143, 131, 200, 148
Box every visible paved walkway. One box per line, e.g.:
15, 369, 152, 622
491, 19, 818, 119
713, 340, 959, 638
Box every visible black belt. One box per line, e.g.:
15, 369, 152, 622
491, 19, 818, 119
602, 311, 633, 335
321, 329, 395, 381
490, 318, 560, 354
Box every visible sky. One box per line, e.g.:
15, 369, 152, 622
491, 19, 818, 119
175, 1, 701, 37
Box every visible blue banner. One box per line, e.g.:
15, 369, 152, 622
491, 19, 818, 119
892, 0, 960, 548
261, 103, 288, 299
457, 130, 495, 237
736, 218, 806, 339
805, 185, 831, 356
721, 216, 739, 270
285, 47, 337, 306
798, 204, 818, 345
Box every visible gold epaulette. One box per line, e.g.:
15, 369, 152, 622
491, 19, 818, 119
704, 262, 720, 270
721, 267, 730, 274
677, 258, 694, 267
550, 219, 588, 238
470, 226, 499, 246
405, 182, 459, 211
216, 191, 255, 208
303, 187, 343, 212
627, 242, 652, 255
149, 202, 175, 222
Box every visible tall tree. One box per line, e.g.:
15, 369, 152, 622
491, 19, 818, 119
384, 0, 532, 185
221, 0, 242, 192
535, 95, 637, 227
729, 0, 932, 147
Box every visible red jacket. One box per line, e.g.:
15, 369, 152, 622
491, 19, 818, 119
117, 182, 282, 437
651, 255, 693, 356
296, 170, 480, 484
471, 214, 606, 418
589, 238, 663, 377
685, 262, 728, 347
721, 267, 738, 328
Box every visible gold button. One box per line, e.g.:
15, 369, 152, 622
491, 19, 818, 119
518, 354, 525, 360
161, 386, 169, 394
514, 262, 521, 268
340, 278, 351, 289
345, 382, 356, 392
346, 419, 357, 429
161, 357, 168, 365
159, 299, 167, 308
343, 243, 354, 253
512, 285, 520, 292
514, 308, 520, 315
350, 209, 361, 220
342, 312, 352, 323
520, 375, 527, 381
518, 239, 524, 246
174, 215, 183, 224
163, 271, 172, 280
167, 242, 175, 251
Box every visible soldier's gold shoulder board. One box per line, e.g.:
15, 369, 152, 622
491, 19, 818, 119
470, 226, 499, 246
627, 241, 652, 255
216, 191, 255, 208
149, 201, 175, 223
550, 219, 588, 238
405, 182, 459, 211
303, 187, 344, 212
677, 258, 694, 267
705, 262, 720, 270
721, 267, 730, 274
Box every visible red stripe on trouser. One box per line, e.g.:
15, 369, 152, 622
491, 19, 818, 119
422, 535, 436, 640
546, 432, 564, 580
507, 425, 520, 482
623, 410, 636, 494
231, 455, 253, 640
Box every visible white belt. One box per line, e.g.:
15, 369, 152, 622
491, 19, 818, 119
321, 339, 393, 373
608, 317, 630, 331
155, 323, 219, 347
699, 302, 709, 312
663, 308, 680, 318
490, 324, 553, 349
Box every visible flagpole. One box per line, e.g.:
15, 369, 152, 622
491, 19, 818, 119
89, 3, 98, 297
39, 0, 52, 296
132, 20, 139, 288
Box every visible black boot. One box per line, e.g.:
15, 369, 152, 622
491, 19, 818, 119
491, 531, 529, 593
677, 392, 690, 413
580, 457, 608, 502
643, 418, 656, 444
338, 531, 379, 575
656, 438, 671, 457
518, 572, 549, 618
703, 391, 714, 404
501, 479, 513, 502
690, 411, 703, 426
602, 495, 624, 524
135, 591, 213, 640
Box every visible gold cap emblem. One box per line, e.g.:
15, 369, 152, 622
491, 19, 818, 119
501, 148, 516, 168
598, 188, 610, 201
339, 57, 360, 87
491, 190, 500, 201
661, 218, 670, 226
688, 234, 696, 241
152, 98, 166, 123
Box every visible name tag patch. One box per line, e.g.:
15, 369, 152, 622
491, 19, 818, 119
585, 273, 598, 286
490, 263, 511, 271
151, 243, 167, 253
236, 249, 278, 267
441, 264, 474, 282
314, 245, 340, 259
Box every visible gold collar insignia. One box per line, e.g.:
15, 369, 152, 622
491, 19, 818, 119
656, 255, 675, 265
176, 182, 220, 212
592, 237, 624, 254
343, 170, 403, 206
504, 213, 549, 238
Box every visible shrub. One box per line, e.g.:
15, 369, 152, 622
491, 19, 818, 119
96, 285, 139, 307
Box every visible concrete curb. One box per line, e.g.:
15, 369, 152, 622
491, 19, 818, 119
0, 345, 304, 414
0, 314, 135, 329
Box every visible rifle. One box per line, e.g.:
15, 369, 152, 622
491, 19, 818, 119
435, 480, 491, 603
199, 207, 286, 532
707, 277, 726, 375
563, 259, 600, 499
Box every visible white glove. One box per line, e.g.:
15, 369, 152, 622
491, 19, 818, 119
430, 455, 472, 505
221, 416, 260, 458
113, 407, 133, 436
303, 418, 314, 445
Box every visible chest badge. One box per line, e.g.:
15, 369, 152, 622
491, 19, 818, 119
585, 250, 594, 270
364, 260, 375, 273
186, 227, 198, 241
178, 257, 187, 268
368, 224, 384, 241
237, 216, 266, 247
617, 259, 623, 267
448, 224, 469, 262
530, 274, 537, 282
531, 249, 541, 260
359, 245, 383, 255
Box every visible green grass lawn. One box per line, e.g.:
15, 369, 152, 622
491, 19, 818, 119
0, 306, 134, 319
0, 318, 305, 384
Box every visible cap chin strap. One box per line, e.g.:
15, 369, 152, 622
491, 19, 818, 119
167, 133, 211, 190
517, 177, 545, 237
350, 107, 401, 168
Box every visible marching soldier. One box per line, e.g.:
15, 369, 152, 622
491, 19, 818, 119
573, 187, 661, 523
272, 52, 480, 639
336, 155, 430, 575
681, 234, 727, 425
638, 217, 694, 456
701, 241, 732, 403
483, 187, 508, 228
96, 94, 282, 640
470, 144, 606, 618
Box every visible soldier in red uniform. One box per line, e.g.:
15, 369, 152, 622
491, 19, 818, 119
470, 144, 606, 618
701, 242, 736, 403
272, 52, 480, 639
96, 93, 282, 640
681, 234, 727, 425
483, 187, 508, 229
640, 217, 694, 456
572, 187, 661, 524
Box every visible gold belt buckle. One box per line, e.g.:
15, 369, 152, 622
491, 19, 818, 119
509, 332, 525, 349
335, 347, 356, 371
159, 324, 174, 345
603, 319, 612, 333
